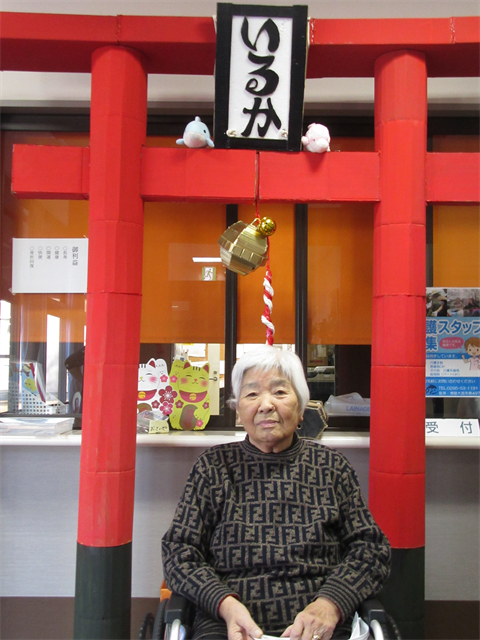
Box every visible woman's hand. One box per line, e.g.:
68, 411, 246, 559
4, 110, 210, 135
281, 597, 341, 640
219, 596, 264, 640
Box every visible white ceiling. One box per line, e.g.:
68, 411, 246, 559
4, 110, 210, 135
1, 0, 479, 18
1, 0, 479, 112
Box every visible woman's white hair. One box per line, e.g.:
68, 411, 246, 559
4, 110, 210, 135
229, 345, 310, 413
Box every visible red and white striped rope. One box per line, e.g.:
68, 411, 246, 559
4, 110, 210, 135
255, 202, 275, 346
261, 261, 275, 346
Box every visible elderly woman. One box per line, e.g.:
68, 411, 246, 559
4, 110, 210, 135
162, 346, 391, 640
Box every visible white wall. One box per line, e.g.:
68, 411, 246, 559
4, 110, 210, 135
1, 443, 478, 601
1, 0, 479, 112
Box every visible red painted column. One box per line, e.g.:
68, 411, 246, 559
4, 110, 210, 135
370, 51, 427, 639
74, 46, 147, 638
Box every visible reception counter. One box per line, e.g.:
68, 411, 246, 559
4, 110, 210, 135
1, 428, 478, 608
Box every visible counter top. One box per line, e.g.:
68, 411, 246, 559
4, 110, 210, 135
1, 429, 479, 448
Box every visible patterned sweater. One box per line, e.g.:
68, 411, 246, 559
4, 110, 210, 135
162, 435, 391, 638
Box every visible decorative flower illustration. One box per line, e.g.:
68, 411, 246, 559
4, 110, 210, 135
151, 400, 160, 409
160, 374, 168, 383
159, 385, 177, 405
203, 401, 210, 409
170, 375, 178, 384
196, 420, 204, 427
160, 402, 173, 415
175, 399, 184, 409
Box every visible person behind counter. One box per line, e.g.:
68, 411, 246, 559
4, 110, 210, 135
162, 346, 391, 640
64, 345, 85, 413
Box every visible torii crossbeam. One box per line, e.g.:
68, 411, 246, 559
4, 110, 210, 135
3, 11, 480, 640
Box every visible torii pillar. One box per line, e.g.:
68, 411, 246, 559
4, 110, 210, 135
72, 46, 147, 638
370, 50, 428, 639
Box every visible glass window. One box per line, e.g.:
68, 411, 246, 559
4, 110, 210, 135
3, 124, 477, 429
1, 131, 227, 424
1, 131, 89, 418
426, 134, 480, 420
307, 138, 374, 428
139, 199, 227, 424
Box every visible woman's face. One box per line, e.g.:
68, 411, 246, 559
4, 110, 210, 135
237, 366, 303, 454
467, 343, 480, 357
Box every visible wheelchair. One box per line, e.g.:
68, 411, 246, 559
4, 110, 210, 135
141, 406, 400, 640
139, 589, 401, 640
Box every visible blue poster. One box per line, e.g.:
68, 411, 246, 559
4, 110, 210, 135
426, 288, 480, 397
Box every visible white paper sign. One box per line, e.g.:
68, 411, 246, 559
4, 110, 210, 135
228, 14, 293, 141
425, 418, 480, 437
214, 4, 307, 151
12, 238, 88, 293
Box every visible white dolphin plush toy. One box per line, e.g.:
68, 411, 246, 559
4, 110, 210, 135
176, 117, 214, 148
301, 123, 331, 153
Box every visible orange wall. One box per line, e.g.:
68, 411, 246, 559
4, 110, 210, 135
308, 202, 374, 345
141, 201, 226, 343
237, 203, 296, 344
432, 135, 480, 288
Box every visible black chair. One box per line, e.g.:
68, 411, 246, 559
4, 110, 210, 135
139, 591, 401, 640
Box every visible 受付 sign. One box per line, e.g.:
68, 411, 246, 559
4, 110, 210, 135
425, 419, 480, 438
214, 3, 308, 151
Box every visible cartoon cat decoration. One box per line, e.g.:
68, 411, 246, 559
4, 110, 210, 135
169, 360, 211, 430
137, 358, 176, 415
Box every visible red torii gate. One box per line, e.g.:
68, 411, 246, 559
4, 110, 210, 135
2, 11, 480, 640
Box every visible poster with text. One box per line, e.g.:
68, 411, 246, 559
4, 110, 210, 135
12, 238, 88, 294
426, 288, 480, 397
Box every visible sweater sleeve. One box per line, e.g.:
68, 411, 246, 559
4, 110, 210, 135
161, 455, 238, 620
316, 453, 391, 622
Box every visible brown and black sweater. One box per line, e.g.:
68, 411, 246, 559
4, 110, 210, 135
162, 434, 391, 639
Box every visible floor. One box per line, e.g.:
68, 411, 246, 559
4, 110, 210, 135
0, 597, 478, 640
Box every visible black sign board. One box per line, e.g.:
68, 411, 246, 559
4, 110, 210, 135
214, 3, 308, 151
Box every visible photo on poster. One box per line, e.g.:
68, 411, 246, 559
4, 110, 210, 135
426, 288, 480, 397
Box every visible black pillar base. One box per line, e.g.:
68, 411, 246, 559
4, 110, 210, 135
379, 547, 425, 640
74, 542, 132, 640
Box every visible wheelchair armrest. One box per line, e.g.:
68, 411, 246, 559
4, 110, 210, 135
359, 598, 388, 626
165, 592, 193, 624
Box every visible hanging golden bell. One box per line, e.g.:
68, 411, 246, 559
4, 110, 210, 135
218, 217, 276, 276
